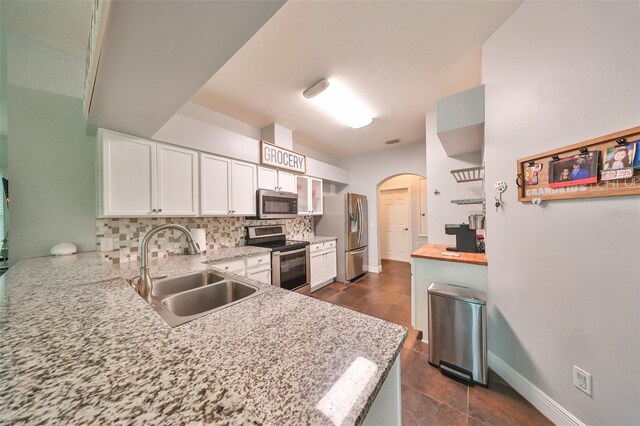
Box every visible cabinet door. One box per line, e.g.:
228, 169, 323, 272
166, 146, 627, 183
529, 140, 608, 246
310, 251, 324, 289
310, 178, 323, 215
296, 175, 309, 214
200, 154, 230, 216
101, 134, 156, 216
157, 144, 198, 216
257, 166, 278, 190
324, 248, 337, 281
248, 268, 271, 285
278, 171, 296, 193
230, 161, 257, 216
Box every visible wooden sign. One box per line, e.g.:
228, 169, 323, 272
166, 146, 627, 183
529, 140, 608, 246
260, 141, 306, 173
517, 126, 640, 202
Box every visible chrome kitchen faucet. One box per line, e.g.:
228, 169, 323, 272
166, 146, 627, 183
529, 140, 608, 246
134, 224, 200, 300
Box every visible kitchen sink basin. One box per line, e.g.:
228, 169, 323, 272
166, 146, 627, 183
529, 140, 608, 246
162, 281, 257, 317
152, 270, 226, 297
144, 271, 265, 327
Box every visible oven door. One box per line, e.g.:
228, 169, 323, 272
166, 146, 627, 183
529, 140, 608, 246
272, 247, 310, 291
257, 190, 298, 219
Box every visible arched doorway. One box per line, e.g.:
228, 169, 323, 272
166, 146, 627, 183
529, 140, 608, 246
377, 174, 427, 264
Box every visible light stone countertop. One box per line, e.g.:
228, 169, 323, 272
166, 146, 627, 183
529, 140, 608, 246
301, 236, 338, 244
0, 252, 406, 425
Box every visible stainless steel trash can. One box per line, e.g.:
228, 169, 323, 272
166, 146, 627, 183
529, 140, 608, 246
428, 282, 487, 386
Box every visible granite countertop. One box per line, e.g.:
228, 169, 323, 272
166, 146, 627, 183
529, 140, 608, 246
302, 236, 338, 244
113, 245, 271, 279
0, 252, 406, 425
411, 243, 488, 266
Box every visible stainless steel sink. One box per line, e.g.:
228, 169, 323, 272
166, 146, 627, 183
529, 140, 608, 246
162, 281, 257, 317
152, 270, 226, 297
142, 271, 266, 327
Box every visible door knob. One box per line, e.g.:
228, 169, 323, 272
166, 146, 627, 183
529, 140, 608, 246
404, 228, 408, 231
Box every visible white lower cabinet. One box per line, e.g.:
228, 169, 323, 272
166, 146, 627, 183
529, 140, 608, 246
247, 267, 271, 285
310, 241, 338, 292
211, 253, 272, 285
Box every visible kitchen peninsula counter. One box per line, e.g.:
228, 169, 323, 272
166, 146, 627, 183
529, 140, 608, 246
411, 243, 488, 265
410, 243, 488, 338
0, 252, 406, 425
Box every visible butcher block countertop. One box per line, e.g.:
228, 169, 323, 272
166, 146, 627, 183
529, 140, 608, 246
411, 243, 488, 266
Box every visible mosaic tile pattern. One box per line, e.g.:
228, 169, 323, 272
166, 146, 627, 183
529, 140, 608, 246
96, 216, 313, 264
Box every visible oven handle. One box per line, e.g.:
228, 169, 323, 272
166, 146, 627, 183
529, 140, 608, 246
273, 247, 309, 256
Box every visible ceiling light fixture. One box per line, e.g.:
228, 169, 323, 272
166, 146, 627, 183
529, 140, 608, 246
303, 78, 373, 129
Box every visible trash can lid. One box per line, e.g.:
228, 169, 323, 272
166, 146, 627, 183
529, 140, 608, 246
428, 282, 486, 305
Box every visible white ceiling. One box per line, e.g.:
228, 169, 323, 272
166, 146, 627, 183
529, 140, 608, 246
0, 0, 92, 59
192, 0, 522, 158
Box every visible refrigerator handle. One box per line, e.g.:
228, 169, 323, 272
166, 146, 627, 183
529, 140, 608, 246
357, 198, 364, 245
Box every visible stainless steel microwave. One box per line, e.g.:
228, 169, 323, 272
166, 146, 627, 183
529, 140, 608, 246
257, 189, 298, 219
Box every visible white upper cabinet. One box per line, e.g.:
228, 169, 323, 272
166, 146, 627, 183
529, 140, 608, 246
230, 160, 257, 215
100, 131, 198, 217
296, 175, 323, 215
157, 144, 198, 216
200, 154, 230, 216
258, 167, 297, 193
200, 154, 256, 216
278, 171, 296, 193
101, 133, 157, 216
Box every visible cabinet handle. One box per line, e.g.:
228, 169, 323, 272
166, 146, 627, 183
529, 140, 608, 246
158, 209, 163, 213
152, 209, 157, 213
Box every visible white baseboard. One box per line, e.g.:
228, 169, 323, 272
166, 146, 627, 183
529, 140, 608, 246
366, 265, 382, 273
488, 352, 585, 426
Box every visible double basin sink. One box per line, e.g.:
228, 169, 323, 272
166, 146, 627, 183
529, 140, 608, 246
142, 270, 266, 327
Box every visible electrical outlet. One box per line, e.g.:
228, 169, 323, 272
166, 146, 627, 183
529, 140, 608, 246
573, 366, 592, 396
99, 237, 113, 252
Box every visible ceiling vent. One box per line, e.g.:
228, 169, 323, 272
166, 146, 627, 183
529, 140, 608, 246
384, 139, 401, 145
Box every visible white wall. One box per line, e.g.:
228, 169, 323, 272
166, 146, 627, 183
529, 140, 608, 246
482, 2, 640, 424
426, 111, 483, 244
379, 174, 428, 256
6, 32, 96, 265
153, 102, 349, 184
337, 142, 426, 269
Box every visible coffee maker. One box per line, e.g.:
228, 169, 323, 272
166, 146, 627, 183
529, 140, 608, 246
445, 224, 477, 253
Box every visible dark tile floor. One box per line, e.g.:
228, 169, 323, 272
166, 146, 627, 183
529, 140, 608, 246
312, 260, 552, 426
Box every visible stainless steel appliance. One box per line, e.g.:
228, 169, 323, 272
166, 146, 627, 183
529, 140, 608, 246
316, 193, 368, 283
256, 189, 298, 219
246, 225, 310, 292
428, 282, 487, 386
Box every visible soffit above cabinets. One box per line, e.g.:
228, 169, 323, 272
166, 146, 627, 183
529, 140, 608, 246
84, 0, 285, 139
436, 85, 485, 157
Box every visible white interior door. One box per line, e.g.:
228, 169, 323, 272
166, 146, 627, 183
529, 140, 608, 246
381, 188, 412, 262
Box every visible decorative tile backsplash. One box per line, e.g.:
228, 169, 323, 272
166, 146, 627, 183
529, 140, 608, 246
96, 216, 313, 264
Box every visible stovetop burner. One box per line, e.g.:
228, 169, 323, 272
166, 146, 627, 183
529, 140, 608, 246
245, 225, 309, 252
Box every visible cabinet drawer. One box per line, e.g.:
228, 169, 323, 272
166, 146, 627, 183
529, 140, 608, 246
247, 253, 271, 269
324, 240, 336, 249
212, 259, 245, 274
310, 243, 324, 253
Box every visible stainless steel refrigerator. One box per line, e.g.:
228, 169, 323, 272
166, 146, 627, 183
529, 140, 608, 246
316, 193, 368, 283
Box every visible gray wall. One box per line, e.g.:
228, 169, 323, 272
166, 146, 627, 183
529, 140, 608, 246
337, 142, 426, 269
6, 32, 96, 265
426, 111, 483, 244
482, 2, 640, 424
